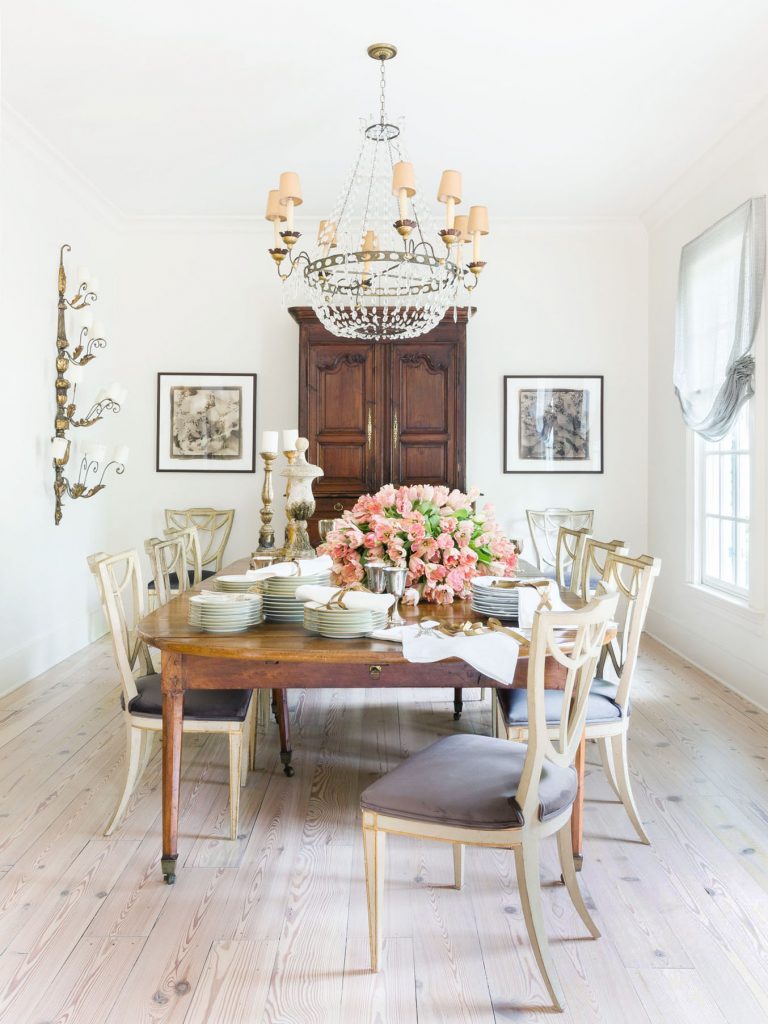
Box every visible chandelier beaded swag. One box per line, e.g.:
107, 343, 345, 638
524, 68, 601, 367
265, 43, 489, 341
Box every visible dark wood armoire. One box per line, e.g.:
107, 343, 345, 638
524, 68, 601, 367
291, 307, 473, 544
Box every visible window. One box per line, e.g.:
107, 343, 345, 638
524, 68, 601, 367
697, 403, 751, 598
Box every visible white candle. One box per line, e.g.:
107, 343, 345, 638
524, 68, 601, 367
282, 428, 298, 451
68, 364, 83, 385
51, 436, 68, 460
286, 198, 294, 231
92, 320, 105, 339
110, 383, 127, 406
81, 313, 94, 332
446, 197, 455, 229
261, 430, 279, 454
472, 231, 480, 262
113, 445, 130, 465
398, 187, 407, 221
95, 388, 108, 403
77, 266, 91, 287
89, 276, 100, 293
89, 443, 107, 464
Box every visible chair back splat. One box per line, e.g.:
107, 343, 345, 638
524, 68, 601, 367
526, 508, 594, 573
516, 589, 620, 825
164, 507, 234, 573
145, 534, 189, 607
599, 552, 661, 713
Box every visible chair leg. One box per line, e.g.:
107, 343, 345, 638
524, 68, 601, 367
556, 823, 599, 937
596, 736, 621, 798
228, 731, 243, 840
363, 824, 386, 971
105, 724, 144, 836
240, 722, 249, 788
514, 839, 565, 1012
139, 731, 155, 778
610, 731, 651, 845
453, 843, 465, 889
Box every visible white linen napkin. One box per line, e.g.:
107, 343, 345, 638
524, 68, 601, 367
294, 584, 395, 612
391, 624, 520, 686
516, 580, 570, 629
245, 553, 333, 582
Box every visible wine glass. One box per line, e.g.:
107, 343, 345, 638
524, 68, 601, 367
318, 519, 336, 544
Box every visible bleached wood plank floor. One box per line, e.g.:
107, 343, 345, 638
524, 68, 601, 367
1, 636, 767, 1023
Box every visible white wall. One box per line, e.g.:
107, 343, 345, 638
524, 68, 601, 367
0, 109, 122, 692
645, 133, 768, 710
468, 223, 649, 555
0, 109, 650, 694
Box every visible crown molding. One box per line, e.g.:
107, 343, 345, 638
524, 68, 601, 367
2, 101, 125, 226
641, 94, 768, 231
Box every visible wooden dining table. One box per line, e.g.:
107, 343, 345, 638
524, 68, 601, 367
138, 557, 594, 884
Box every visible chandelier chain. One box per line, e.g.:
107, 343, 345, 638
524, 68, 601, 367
379, 60, 387, 126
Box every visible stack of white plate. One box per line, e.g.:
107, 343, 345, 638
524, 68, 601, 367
253, 571, 331, 622
215, 574, 259, 593
188, 592, 263, 633
471, 576, 522, 620
303, 602, 388, 639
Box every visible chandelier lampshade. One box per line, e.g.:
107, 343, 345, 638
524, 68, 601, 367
265, 44, 488, 341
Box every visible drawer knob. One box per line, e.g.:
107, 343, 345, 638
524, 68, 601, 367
333, 502, 344, 513
369, 665, 382, 679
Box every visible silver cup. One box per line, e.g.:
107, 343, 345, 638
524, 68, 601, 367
364, 562, 388, 594
317, 519, 336, 544
382, 566, 408, 627
250, 554, 275, 571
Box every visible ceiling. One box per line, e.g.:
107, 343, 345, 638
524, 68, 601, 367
4, 1, 768, 219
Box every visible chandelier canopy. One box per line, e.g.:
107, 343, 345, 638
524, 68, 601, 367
265, 43, 489, 341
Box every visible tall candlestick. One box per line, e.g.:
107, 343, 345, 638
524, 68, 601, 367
261, 430, 278, 454
253, 451, 277, 553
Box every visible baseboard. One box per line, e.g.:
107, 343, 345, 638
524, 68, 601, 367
0, 609, 108, 700
644, 610, 768, 713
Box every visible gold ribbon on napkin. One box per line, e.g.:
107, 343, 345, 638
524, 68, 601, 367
435, 618, 529, 644
322, 582, 372, 610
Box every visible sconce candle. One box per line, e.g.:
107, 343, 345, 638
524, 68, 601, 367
113, 445, 130, 465
51, 436, 69, 461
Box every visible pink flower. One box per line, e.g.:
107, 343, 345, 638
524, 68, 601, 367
436, 532, 454, 550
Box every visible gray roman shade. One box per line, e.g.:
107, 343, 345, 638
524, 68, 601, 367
674, 196, 766, 441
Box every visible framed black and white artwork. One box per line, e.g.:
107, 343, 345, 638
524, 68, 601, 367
503, 375, 604, 474
156, 372, 257, 472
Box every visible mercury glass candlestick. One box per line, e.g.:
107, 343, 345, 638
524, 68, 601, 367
253, 451, 277, 554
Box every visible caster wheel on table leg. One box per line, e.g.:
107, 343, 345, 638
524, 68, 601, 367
164, 873, 176, 885
161, 855, 178, 884
283, 765, 295, 777
453, 711, 461, 721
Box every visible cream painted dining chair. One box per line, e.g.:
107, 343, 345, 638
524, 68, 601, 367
576, 537, 628, 598
526, 508, 594, 578
361, 590, 619, 1012
165, 507, 235, 574
146, 525, 204, 608
554, 525, 592, 592
88, 549, 254, 842
495, 551, 661, 846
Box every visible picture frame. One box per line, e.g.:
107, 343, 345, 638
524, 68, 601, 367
503, 375, 604, 474
156, 372, 257, 473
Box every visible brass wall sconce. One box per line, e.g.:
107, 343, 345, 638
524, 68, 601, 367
52, 244, 129, 524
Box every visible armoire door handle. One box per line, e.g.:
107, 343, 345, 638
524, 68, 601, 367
367, 408, 373, 451
393, 410, 399, 450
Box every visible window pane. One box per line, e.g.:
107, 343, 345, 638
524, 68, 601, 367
705, 455, 719, 513
736, 523, 749, 590
720, 519, 736, 585
737, 453, 750, 519
720, 456, 735, 516
705, 517, 720, 579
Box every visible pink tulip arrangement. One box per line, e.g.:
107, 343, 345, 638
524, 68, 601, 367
319, 483, 518, 604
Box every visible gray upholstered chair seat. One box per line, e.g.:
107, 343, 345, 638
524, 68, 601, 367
497, 677, 624, 728
121, 673, 251, 722
147, 568, 215, 590
361, 733, 577, 829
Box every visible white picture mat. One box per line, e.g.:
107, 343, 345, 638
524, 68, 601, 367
157, 373, 256, 472
504, 375, 603, 474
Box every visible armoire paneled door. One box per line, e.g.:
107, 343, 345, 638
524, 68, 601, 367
292, 307, 472, 544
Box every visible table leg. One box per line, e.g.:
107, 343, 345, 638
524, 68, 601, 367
571, 731, 586, 871
274, 689, 294, 777
453, 688, 463, 720
161, 651, 184, 884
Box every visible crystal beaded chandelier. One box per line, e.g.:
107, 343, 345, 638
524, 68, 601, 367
265, 43, 489, 341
